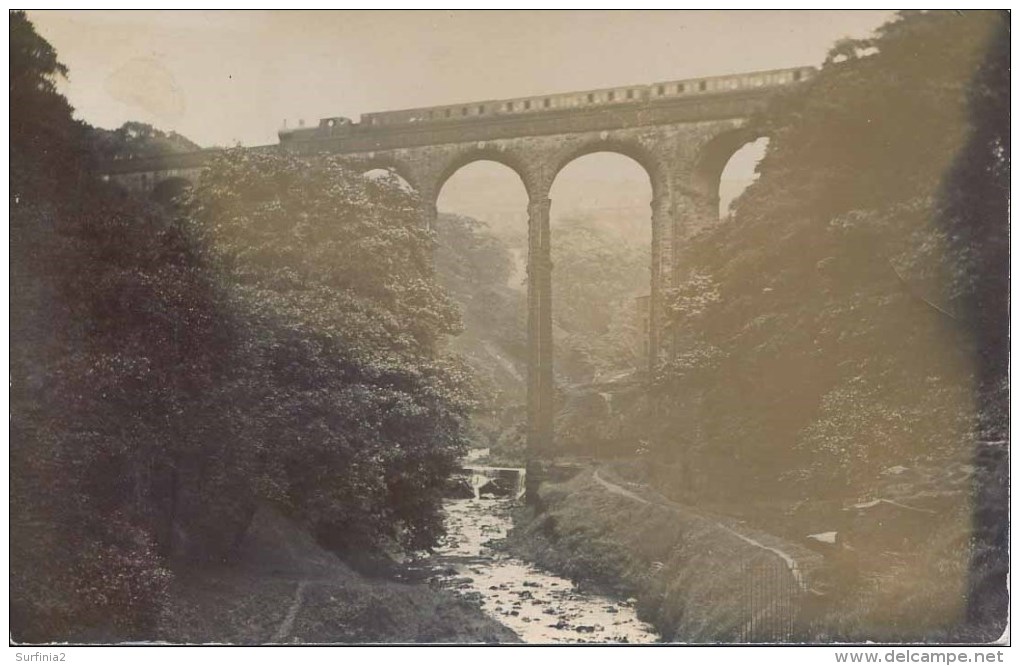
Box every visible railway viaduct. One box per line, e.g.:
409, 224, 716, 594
100, 65, 816, 476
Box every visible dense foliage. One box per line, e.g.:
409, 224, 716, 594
433, 213, 527, 461
430, 211, 652, 461
10, 12, 474, 641
91, 121, 202, 161
650, 11, 1008, 501
644, 12, 1008, 638
12, 11, 184, 638
182, 153, 474, 555
434, 212, 524, 396
552, 217, 649, 383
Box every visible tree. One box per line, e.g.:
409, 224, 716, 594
433, 213, 528, 459
649, 11, 1008, 638
11, 11, 190, 639
181, 152, 474, 553
551, 217, 649, 381
9, 10, 88, 201
655, 10, 1005, 496
91, 121, 202, 161
10, 12, 479, 640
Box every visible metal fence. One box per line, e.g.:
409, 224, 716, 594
738, 556, 800, 643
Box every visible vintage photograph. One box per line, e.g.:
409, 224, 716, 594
9, 9, 1009, 646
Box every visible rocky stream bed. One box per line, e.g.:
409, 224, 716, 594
420, 496, 660, 644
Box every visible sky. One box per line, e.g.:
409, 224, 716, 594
26, 10, 895, 237
28, 10, 894, 148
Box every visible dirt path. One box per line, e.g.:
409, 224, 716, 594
592, 468, 805, 589
270, 580, 308, 643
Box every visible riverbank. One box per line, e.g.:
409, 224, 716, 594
503, 462, 998, 643
502, 465, 823, 643
158, 503, 518, 644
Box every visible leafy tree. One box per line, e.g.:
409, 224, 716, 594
10, 10, 88, 202
9, 10, 66, 94
91, 121, 202, 161
551, 217, 649, 381
654, 10, 1006, 500
433, 213, 527, 459
10, 12, 478, 641
930, 11, 1009, 633
11, 11, 197, 639
435, 213, 515, 291
644, 12, 1008, 638
180, 153, 474, 553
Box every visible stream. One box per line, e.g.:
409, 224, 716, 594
425, 490, 660, 644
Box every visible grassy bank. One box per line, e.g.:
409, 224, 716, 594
502, 468, 821, 642
502, 466, 989, 643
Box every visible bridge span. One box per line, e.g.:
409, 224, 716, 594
100, 65, 815, 482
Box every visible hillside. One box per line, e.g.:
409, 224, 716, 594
510, 10, 1008, 642
657, 10, 1007, 498
10, 13, 492, 642
636, 10, 1007, 639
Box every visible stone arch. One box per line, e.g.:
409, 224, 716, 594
348, 155, 421, 194
432, 146, 535, 204
546, 148, 656, 381
691, 127, 766, 217
546, 140, 664, 372
151, 176, 194, 207
548, 136, 667, 201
